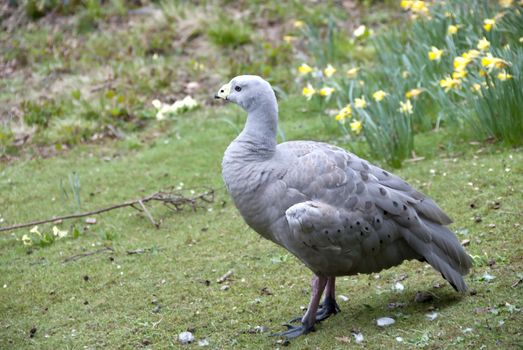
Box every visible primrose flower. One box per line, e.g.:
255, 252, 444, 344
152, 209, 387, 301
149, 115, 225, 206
448, 25, 459, 35
439, 76, 461, 92
350, 120, 363, 135
323, 64, 336, 77
319, 86, 335, 97
481, 53, 509, 70
399, 100, 413, 114
372, 90, 388, 102
22, 234, 32, 246
293, 20, 305, 29
454, 56, 471, 72
428, 46, 443, 61
52, 226, 68, 239
497, 71, 513, 81
302, 84, 316, 100
346, 67, 359, 79
354, 97, 367, 109
477, 37, 491, 51
152, 99, 162, 109
353, 25, 367, 38
153, 96, 198, 120
298, 63, 313, 75
483, 18, 495, 32
405, 88, 423, 99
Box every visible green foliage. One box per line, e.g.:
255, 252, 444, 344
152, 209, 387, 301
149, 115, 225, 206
22, 99, 63, 127
207, 15, 253, 48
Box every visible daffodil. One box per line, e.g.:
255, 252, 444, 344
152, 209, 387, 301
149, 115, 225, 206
462, 49, 480, 60
293, 20, 305, 29
335, 113, 345, 122
319, 86, 335, 97
497, 71, 513, 81
452, 70, 467, 79
52, 226, 68, 239
372, 90, 388, 102
448, 25, 459, 35
428, 46, 443, 61
472, 83, 482, 92
323, 64, 336, 77
399, 100, 413, 114
302, 84, 316, 100
283, 35, 296, 44
354, 96, 367, 109
439, 76, 461, 92
483, 18, 495, 32
335, 105, 352, 122
400, 0, 413, 9
405, 88, 424, 99
353, 25, 367, 38
477, 37, 490, 51
454, 56, 471, 72
481, 53, 509, 70
22, 234, 32, 246
298, 63, 313, 75
346, 67, 359, 79
402, 71, 409, 79
350, 120, 363, 135
499, 0, 513, 7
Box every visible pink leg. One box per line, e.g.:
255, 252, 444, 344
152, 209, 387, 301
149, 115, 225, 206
301, 276, 328, 325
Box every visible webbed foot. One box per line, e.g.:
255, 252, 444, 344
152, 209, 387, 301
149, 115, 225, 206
270, 323, 315, 339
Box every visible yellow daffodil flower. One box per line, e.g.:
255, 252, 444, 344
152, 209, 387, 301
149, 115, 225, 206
402, 71, 409, 79
477, 37, 491, 51
335, 113, 345, 122
499, 0, 513, 7
293, 20, 305, 29
372, 90, 389, 102
405, 88, 424, 99
497, 71, 513, 81
483, 18, 495, 32
298, 63, 313, 75
354, 97, 367, 109
323, 64, 336, 77
302, 84, 316, 100
319, 86, 335, 97
472, 83, 482, 92
399, 100, 413, 114
400, 0, 413, 10
346, 67, 359, 79
454, 56, 471, 72
481, 53, 509, 70
439, 76, 461, 92
353, 25, 367, 38
462, 49, 480, 60
335, 105, 353, 122
350, 120, 363, 135
428, 46, 443, 61
452, 70, 467, 79
283, 35, 296, 44
448, 25, 459, 35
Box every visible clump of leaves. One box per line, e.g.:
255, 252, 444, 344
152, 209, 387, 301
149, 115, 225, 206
207, 15, 253, 48
22, 99, 63, 127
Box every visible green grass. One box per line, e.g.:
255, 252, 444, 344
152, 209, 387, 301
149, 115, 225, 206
1, 101, 522, 349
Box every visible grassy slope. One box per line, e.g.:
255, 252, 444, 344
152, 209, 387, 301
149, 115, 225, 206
1, 99, 522, 349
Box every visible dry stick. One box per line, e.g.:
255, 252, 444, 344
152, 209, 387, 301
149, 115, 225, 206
63, 246, 114, 263
138, 199, 159, 228
0, 188, 214, 233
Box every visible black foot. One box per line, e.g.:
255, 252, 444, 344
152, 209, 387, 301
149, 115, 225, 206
270, 323, 315, 339
288, 296, 341, 324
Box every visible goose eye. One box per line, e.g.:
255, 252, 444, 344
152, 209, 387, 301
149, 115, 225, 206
234, 86, 242, 92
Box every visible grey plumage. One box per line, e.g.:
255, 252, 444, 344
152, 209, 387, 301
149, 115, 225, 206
216, 75, 472, 338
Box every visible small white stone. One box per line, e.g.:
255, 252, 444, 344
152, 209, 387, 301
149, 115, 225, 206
376, 317, 395, 327
338, 295, 349, 302
425, 312, 438, 321
198, 339, 209, 347
396, 336, 403, 342
393, 282, 404, 292
352, 332, 364, 343
178, 331, 194, 344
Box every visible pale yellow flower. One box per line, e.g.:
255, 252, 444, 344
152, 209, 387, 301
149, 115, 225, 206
452, 70, 467, 79
519, 37, 523, 43
439, 76, 461, 92
302, 84, 316, 100
319, 86, 335, 97
293, 20, 305, 29
353, 25, 367, 38
405, 88, 424, 99
462, 49, 480, 60
335, 105, 353, 122
497, 71, 513, 81
454, 56, 471, 72
428, 46, 443, 61
499, 0, 513, 7
323, 64, 336, 77
472, 83, 482, 92
346, 67, 359, 79
372, 90, 389, 102
350, 120, 363, 135
298, 63, 313, 75
335, 113, 345, 122
22, 234, 32, 246
448, 25, 459, 35
283, 35, 296, 44
52, 226, 68, 239
152, 99, 162, 109
483, 18, 495, 32
477, 37, 491, 51
30, 225, 41, 237
399, 100, 413, 114
354, 96, 367, 109
402, 71, 410, 79
481, 53, 509, 70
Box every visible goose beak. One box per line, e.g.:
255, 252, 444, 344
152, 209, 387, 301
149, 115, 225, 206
215, 83, 231, 100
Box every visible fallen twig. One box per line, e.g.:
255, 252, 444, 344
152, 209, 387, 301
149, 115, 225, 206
0, 187, 214, 233
63, 246, 114, 263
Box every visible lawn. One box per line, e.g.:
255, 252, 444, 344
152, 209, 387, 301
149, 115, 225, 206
1, 1, 522, 349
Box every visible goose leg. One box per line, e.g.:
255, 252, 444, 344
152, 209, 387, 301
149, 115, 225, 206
288, 276, 340, 324
272, 275, 327, 339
